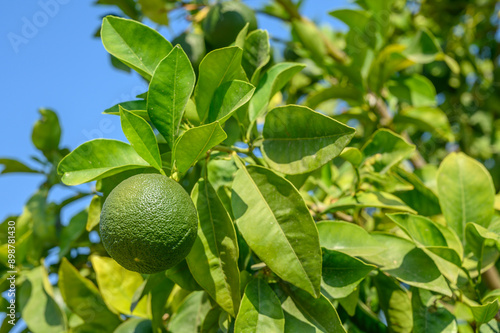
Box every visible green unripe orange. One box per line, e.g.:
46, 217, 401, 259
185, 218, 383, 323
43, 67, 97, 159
99, 174, 198, 274
203, 1, 257, 48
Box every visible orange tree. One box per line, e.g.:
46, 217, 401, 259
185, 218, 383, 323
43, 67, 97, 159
2, 0, 500, 332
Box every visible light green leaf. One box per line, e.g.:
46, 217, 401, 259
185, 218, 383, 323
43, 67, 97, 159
316, 221, 384, 257
248, 63, 305, 122
388, 213, 448, 247
0, 158, 40, 174
304, 85, 362, 109
231, 165, 322, 298
174, 122, 227, 174
18, 266, 67, 333
388, 74, 436, 107
339, 147, 363, 167
403, 29, 441, 64
91, 256, 149, 317
364, 234, 452, 296
471, 300, 500, 324
233, 23, 250, 48
321, 249, 375, 299
101, 16, 173, 80
242, 30, 271, 84
120, 107, 162, 171
86, 195, 102, 231
168, 291, 211, 333
207, 80, 255, 124
234, 279, 285, 333
59, 258, 120, 329
57, 139, 149, 186
32, 108, 61, 153
195, 47, 247, 122
186, 179, 240, 316
412, 288, 457, 333
324, 192, 416, 214
437, 152, 495, 241
262, 105, 355, 174
362, 129, 415, 173
147, 45, 195, 149
395, 107, 454, 141
282, 284, 347, 333
374, 273, 413, 333
291, 19, 329, 67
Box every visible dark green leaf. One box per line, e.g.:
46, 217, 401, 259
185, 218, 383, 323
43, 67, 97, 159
412, 288, 457, 333
207, 80, 255, 124
321, 249, 375, 299
0, 158, 40, 174
242, 30, 271, 84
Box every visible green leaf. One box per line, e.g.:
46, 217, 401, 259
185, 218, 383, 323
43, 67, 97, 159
90, 256, 149, 317
120, 107, 162, 171
403, 29, 441, 64
207, 80, 255, 124
231, 165, 322, 298
388, 213, 448, 247
233, 23, 250, 48
291, 19, 329, 67
321, 249, 376, 299
412, 288, 457, 333
147, 45, 195, 149
362, 129, 415, 173
59, 209, 88, 257
394, 167, 442, 216
18, 266, 67, 333
186, 179, 240, 317
0, 158, 40, 174
86, 195, 102, 231
103, 100, 148, 117
201, 307, 223, 333
59, 258, 120, 329
374, 273, 413, 333
234, 279, 285, 333
465, 222, 500, 259
195, 47, 247, 122
364, 234, 452, 296
174, 122, 227, 175
281, 284, 347, 333
57, 139, 149, 185
166, 260, 202, 291
242, 30, 271, 84
316, 221, 384, 257
339, 147, 363, 167
32, 108, 61, 153
262, 105, 355, 174
471, 300, 500, 324
395, 107, 454, 141
388, 74, 436, 107
114, 318, 152, 333
168, 291, 211, 333
304, 85, 362, 109
324, 191, 417, 214
101, 16, 173, 80
248, 63, 305, 122
437, 152, 495, 241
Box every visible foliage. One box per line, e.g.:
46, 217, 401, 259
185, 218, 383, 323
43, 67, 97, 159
2, 0, 500, 332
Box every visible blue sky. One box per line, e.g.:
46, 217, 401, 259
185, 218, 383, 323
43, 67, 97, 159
0, 0, 349, 224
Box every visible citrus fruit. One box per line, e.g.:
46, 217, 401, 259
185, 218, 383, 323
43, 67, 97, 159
99, 173, 198, 274
203, 1, 257, 48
